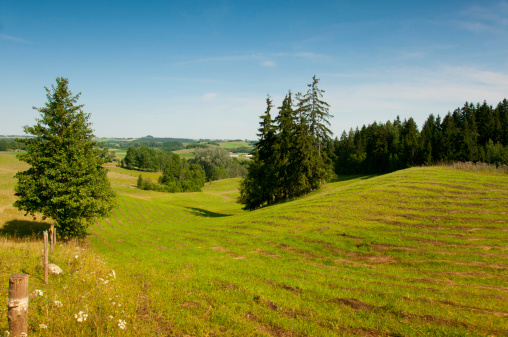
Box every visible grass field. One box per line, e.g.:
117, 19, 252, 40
218, 141, 252, 148
1, 152, 507, 336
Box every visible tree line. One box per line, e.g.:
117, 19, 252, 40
334, 99, 508, 174
239, 76, 334, 210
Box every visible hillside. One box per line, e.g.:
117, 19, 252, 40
91, 165, 508, 336
1, 152, 507, 336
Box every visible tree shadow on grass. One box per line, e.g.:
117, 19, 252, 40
185, 207, 232, 218
0, 219, 51, 239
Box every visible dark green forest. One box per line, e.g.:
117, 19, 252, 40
334, 99, 508, 174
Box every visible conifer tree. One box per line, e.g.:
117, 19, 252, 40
238, 96, 276, 209
300, 75, 333, 157
14, 77, 117, 238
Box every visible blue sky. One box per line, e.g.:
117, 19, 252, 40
1, 1, 507, 139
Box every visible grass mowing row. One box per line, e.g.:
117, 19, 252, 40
1, 152, 507, 336
91, 165, 508, 336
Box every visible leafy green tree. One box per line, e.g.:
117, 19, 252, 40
13, 77, 117, 238
0, 139, 8, 151
194, 147, 231, 181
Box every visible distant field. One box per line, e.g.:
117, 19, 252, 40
1, 152, 507, 336
108, 148, 126, 159
173, 148, 195, 158
219, 141, 252, 148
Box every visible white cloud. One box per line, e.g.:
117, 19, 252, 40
294, 52, 329, 59
0, 34, 30, 44
202, 92, 218, 101
325, 66, 508, 135
455, 2, 508, 34
261, 61, 276, 67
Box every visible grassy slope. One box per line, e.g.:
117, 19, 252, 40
90, 166, 508, 336
1, 152, 507, 336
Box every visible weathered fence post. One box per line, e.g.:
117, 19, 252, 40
7, 274, 29, 337
50, 225, 54, 253
53, 227, 57, 248
44, 230, 48, 284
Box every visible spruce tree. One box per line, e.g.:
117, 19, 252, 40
273, 92, 295, 200
14, 77, 117, 238
238, 96, 276, 209
300, 75, 333, 158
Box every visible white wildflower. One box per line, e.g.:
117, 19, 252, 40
33, 289, 43, 297
110, 270, 116, 279
112, 302, 116, 306
39, 323, 47, 329
108, 315, 114, 319
54, 300, 63, 308
75, 255, 78, 259
118, 303, 121, 307
118, 319, 126, 330
75, 311, 88, 322
63, 285, 68, 290
20, 333, 27, 337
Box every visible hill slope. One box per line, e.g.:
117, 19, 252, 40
90, 166, 508, 336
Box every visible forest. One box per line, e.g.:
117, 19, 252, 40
334, 99, 508, 174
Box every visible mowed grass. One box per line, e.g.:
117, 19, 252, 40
1, 152, 507, 336
91, 165, 508, 336
218, 141, 252, 148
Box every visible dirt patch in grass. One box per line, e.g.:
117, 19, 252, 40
332, 297, 477, 331
332, 297, 377, 310
280, 283, 302, 294
244, 312, 309, 337
256, 249, 281, 258
399, 213, 508, 224
212, 246, 227, 252
352, 254, 398, 264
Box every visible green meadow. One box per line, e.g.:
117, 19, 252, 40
0, 152, 507, 336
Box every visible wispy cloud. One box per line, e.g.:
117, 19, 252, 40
202, 92, 218, 101
0, 34, 30, 44
149, 76, 226, 84
261, 61, 275, 67
173, 51, 330, 66
173, 54, 262, 66
294, 51, 329, 60
326, 65, 508, 134
455, 2, 508, 34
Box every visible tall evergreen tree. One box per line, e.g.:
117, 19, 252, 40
14, 77, 117, 238
238, 96, 277, 209
300, 75, 333, 158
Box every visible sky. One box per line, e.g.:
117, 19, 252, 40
1, 0, 507, 140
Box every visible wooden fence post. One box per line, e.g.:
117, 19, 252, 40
44, 230, 48, 284
53, 227, 56, 248
7, 274, 29, 337
49, 225, 54, 253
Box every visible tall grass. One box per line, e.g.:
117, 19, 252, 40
0, 236, 160, 336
